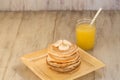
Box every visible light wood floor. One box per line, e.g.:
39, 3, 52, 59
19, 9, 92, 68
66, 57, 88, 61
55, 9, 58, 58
0, 11, 120, 80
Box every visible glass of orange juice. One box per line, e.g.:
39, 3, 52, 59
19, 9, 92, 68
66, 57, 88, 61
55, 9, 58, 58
76, 19, 96, 50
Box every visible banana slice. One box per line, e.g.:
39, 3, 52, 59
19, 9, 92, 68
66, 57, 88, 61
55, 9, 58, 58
52, 40, 62, 47
58, 43, 69, 51
53, 40, 72, 51
63, 40, 72, 46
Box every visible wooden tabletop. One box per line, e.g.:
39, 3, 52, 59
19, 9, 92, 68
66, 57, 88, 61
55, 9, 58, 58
0, 11, 120, 80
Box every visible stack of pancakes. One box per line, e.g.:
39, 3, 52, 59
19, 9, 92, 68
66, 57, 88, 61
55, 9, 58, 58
46, 40, 81, 72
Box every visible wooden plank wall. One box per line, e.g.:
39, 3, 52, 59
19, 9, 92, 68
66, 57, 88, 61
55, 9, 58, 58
0, 0, 120, 11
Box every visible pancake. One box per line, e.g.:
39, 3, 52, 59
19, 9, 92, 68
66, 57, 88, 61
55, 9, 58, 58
46, 55, 81, 68
46, 40, 81, 72
47, 52, 80, 63
48, 44, 79, 57
47, 60, 81, 73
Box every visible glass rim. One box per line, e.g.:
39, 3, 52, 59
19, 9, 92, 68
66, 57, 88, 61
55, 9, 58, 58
76, 18, 93, 26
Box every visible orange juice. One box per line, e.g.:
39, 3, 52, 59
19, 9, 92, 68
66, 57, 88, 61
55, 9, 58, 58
76, 24, 96, 50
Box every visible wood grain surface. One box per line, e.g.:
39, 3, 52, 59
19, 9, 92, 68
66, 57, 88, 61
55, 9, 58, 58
0, 11, 120, 80
0, 0, 120, 11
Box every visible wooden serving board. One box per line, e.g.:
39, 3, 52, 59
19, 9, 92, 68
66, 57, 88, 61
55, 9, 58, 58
21, 48, 105, 80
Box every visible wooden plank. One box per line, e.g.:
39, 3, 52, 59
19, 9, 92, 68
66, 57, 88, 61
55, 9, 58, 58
0, 12, 23, 80
2, 12, 57, 80
93, 11, 120, 80
0, 0, 120, 11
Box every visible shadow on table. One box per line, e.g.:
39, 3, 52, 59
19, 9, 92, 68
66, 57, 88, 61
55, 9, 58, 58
14, 63, 95, 80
